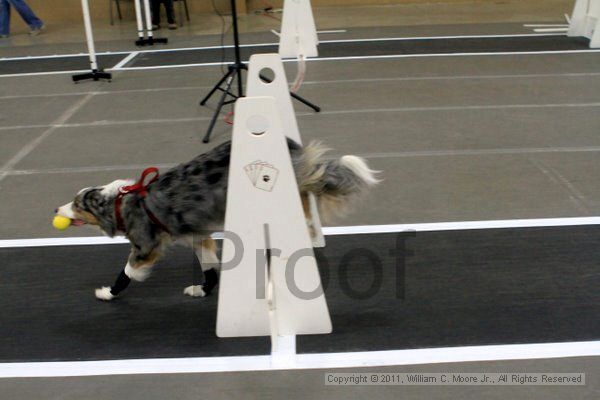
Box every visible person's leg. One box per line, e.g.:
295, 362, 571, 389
0, 0, 11, 36
6, 0, 43, 30
150, 0, 161, 26
164, 0, 176, 26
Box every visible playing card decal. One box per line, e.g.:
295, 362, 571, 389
244, 160, 279, 192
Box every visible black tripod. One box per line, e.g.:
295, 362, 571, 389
199, 0, 320, 143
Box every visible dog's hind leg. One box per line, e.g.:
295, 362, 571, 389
184, 237, 220, 298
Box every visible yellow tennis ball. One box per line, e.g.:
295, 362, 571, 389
53, 215, 72, 231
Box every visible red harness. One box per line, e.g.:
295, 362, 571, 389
115, 167, 170, 234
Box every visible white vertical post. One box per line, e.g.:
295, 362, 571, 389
134, 0, 145, 40
80, 0, 98, 71
142, 0, 154, 38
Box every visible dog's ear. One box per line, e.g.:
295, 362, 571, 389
81, 189, 117, 237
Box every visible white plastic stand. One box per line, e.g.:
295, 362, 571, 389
568, 0, 600, 47
72, 0, 111, 82
133, 0, 168, 46
246, 54, 325, 248
279, 0, 319, 58
216, 96, 332, 347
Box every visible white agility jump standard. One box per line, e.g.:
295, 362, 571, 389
279, 0, 319, 59
246, 53, 325, 247
216, 96, 332, 342
568, 0, 600, 47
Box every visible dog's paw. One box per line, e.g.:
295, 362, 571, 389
183, 285, 206, 298
95, 287, 115, 301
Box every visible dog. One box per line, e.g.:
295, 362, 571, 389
54, 138, 380, 301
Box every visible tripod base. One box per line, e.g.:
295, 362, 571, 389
135, 36, 168, 46
200, 63, 245, 143
200, 64, 320, 143
72, 69, 112, 83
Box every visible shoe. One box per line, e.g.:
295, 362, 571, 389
152, 24, 161, 30
168, 23, 177, 30
30, 24, 45, 36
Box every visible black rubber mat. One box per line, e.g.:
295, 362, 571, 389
0, 35, 592, 76
0, 243, 270, 362
300, 226, 600, 353
0, 226, 598, 362
0, 54, 126, 75
130, 35, 592, 68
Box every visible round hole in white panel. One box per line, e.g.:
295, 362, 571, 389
247, 114, 269, 136
259, 67, 276, 84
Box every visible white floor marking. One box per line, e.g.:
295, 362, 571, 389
0, 341, 597, 378
534, 28, 569, 33
3, 72, 600, 101
354, 146, 600, 159
4, 145, 600, 178
317, 33, 564, 44
0, 93, 95, 184
316, 29, 347, 34
2, 217, 600, 248
1, 101, 599, 133
8, 163, 178, 177
310, 49, 600, 64
111, 51, 140, 70
523, 24, 569, 27
0, 69, 89, 78
305, 102, 600, 117
301, 71, 600, 85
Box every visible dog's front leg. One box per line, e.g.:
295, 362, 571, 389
95, 248, 159, 301
184, 238, 220, 298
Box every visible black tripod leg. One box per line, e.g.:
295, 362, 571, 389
200, 69, 234, 106
203, 75, 235, 143
258, 73, 320, 112
291, 91, 321, 112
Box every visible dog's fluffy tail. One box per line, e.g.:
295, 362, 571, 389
294, 140, 381, 222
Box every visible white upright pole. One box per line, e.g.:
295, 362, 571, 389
142, 0, 154, 39
81, 0, 98, 71
134, 0, 145, 42
73, 0, 111, 81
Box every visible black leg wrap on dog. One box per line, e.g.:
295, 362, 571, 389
110, 270, 131, 296
203, 268, 219, 295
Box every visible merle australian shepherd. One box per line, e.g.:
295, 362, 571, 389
54, 139, 379, 301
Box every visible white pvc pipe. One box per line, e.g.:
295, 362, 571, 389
134, 0, 145, 39
80, 0, 98, 71
142, 0, 154, 38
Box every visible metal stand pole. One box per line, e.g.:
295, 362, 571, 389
134, 0, 168, 46
199, 0, 320, 143
73, 0, 112, 82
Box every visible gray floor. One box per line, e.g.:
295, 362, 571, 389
0, 358, 598, 400
2, 53, 600, 237
0, 23, 598, 399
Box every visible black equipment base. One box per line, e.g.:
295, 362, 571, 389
72, 69, 112, 83
135, 36, 168, 46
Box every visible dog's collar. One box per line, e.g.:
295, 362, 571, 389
115, 167, 170, 234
